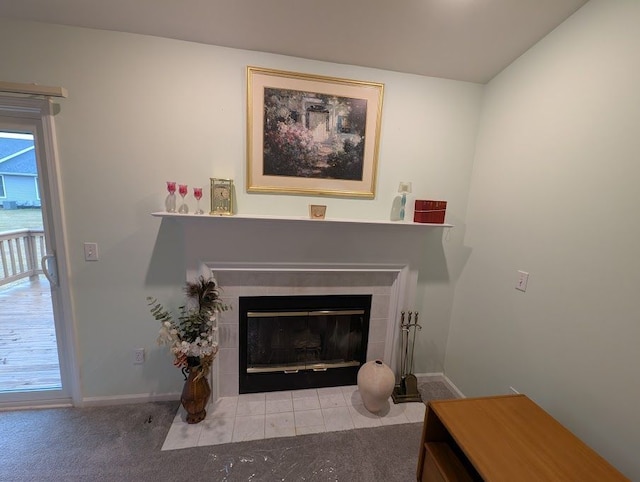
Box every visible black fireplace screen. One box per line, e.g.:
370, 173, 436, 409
247, 309, 365, 373
239, 295, 371, 393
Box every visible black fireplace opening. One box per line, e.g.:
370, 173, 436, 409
239, 294, 372, 394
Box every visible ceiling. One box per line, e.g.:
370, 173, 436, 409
0, 0, 588, 84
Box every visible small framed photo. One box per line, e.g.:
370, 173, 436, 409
309, 204, 327, 220
210, 178, 234, 215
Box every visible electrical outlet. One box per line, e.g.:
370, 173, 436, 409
83, 242, 99, 261
516, 270, 529, 292
133, 348, 145, 365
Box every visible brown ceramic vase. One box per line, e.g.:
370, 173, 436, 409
181, 358, 211, 424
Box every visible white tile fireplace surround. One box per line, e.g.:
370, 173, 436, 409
212, 267, 404, 397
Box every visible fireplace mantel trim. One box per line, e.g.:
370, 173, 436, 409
202, 262, 411, 398
203, 261, 408, 273
152, 212, 453, 228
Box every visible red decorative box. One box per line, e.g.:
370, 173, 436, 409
414, 200, 447, 224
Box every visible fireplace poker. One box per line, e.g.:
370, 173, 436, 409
399, 311, 407, 383
409, 312, 421, 374
404, 311, 413, 377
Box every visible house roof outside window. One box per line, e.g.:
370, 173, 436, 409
0, 134, 36, 176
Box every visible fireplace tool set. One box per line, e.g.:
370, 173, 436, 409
392, 310, 423, 403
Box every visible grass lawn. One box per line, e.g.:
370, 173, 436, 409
0, 208, 44, 232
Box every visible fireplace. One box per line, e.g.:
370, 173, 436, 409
239, 294, 371, 393
165, 214, 444, 399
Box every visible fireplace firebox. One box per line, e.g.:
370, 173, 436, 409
239, 294, 371, 393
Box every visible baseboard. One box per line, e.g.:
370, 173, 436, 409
414, 372, 466, 399
441, 375, 465, 398
0, 399, 73, 411
81, 392, 181, 407
414, 371, 446, 381
6, 376, 463, 409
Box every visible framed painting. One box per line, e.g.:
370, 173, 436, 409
246, 66, 384, 198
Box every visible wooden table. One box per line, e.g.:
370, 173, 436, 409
417, 394, 628, 481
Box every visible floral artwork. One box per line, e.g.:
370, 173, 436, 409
263, 88, 368, 181
247, 67, 384, 198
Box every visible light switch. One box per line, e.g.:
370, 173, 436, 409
84, 242, 99, 261
516, 270, 529, 292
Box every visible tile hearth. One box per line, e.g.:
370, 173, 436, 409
162, 386, 426, 451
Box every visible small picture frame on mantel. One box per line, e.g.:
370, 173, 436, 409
309, 204, 327, 220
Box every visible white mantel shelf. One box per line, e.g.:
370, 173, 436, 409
151, 212, 453, 228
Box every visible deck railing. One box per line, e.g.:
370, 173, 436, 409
0, 229, 45, 287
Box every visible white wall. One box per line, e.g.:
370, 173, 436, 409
446, 0, 640, 478
0, 20, 482, 398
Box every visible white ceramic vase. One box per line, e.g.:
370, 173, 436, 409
357, 359, 395, 413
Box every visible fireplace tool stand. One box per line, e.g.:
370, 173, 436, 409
392, 311, 423, 403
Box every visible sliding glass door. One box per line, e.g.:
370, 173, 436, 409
0, 97, 77, 407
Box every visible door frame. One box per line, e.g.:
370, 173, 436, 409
0, 95, 80, 408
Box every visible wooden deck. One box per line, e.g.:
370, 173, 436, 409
0, 275, 62, 392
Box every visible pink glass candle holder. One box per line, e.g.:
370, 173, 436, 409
193, 187, 204, 214
165, 181, 177, 212
178, 184, 189, 214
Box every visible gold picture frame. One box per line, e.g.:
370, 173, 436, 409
210, 178, 234, 215
247, 66, 384, 198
